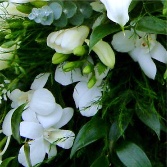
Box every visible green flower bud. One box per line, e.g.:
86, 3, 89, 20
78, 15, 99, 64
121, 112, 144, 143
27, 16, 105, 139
63, 61, 81, 72
87, 76, 96, 88
73, 45, 88, 56
30, 1, 49, 8
16, 5, 32, 14
163, 68, 167, 80
52, 53, 70, 64
83, 64, 93, 74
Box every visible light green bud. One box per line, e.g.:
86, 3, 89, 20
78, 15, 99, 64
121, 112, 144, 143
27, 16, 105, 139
52, 53, 70, 64
30, 1, 48, 8
16, 5, 32, 14
163, 68, 167, 80
73, 45, 88, 56
83, 64, 93, 74
63, 61, 81, 72
87, 76, 96, 88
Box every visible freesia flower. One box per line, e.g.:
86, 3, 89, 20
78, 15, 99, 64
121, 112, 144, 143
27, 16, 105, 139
18, 107, 74, 167
47, 26, 89, 54
55, 62, 109, 117
100, 0, 132, 27
111, 30, 167, 79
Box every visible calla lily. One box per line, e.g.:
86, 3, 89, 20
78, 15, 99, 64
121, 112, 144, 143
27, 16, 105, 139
111, 30, 167, 79
47, 26, 89, 54
100, 0, 132, 27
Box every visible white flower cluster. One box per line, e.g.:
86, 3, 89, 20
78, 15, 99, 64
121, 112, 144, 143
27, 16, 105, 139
2, 73, 75, 167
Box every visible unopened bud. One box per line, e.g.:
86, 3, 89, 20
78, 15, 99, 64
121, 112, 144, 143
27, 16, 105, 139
83, 64, 93, 74
63, 61, 81, 72
87, 76, 96, 88
73, 45, 88, 56
163, 68, 167, 80
16, 5, 32, 14
30, 1, 48, 8
52, 53, 70, 64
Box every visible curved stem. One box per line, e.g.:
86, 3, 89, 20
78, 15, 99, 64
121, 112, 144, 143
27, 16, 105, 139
0, 135, 11, 156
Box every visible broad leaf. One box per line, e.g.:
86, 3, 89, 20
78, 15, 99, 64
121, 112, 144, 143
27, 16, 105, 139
89, 24, 120, 51
136, 103, 161, 139
116, 142, 152, 167
0, 157, 15, 167
90, 155, 109, 167
70, 116, 107, 158
11, 104, 26, 144
136, 16, 167, 35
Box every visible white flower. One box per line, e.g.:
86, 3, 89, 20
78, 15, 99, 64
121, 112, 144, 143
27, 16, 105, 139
18, 107, 74, 167
0, 2, 27, 18
99, 0, 132, 27
55, 63, 109, 117
111, 30, 167, 79
47, 26, 89, 54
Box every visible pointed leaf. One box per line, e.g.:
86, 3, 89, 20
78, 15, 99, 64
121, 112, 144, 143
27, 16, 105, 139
136, 104, 161, 139
70, 117, 107, 158
90, 155, 109, 167
116, 142, 152, 167
136, 16, 167, 35
89, 24, 120, 50
11, 104, 26, 144
0, 157, 15, 167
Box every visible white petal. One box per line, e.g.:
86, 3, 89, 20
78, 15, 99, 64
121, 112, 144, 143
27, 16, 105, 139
30, 73, 50, 90
18, 137, 46, 167
30, 88, 56, 116
80, 104, 102, 117
2, 109, 15, 136
111, 30, 135, 52
44, 129, 75, 149
37, 104, 63, 129
100, 0, 132, 26
53, 107, 74, 129
73, 82, 102, 109
55, 65, 87, 86
44, 141, 57, 158
129, 48, 157, 79
22, 108, 38, 122
151, 42, 167, 63
20, 121, 43, 139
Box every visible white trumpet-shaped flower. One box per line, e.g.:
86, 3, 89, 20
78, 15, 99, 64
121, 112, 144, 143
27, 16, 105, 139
111, 30, 167, 79
100, 0, 132, 27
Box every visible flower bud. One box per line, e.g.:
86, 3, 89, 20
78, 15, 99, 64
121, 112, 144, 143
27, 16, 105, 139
73, 45, 88, 56
16, 5, 32, 14
52, 53, 70, 64
87, 76, 96, 88
63, 61, 82, 72
82, 64, 93, 74
163, 68, 167, 80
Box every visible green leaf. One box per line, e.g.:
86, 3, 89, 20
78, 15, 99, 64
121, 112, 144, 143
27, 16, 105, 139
136, 16, 167, 35
116, 142, 152, 167
89, 24, 120, 50
90, 155, 109, 167
11, 104, 26, 144
78, 2, 93, 19
0, 157, 15, 167
70, 116, 107, 158
24, 143, 32, 167
49, 2, 63, 20
54, 13, 68, 28
69, 10, 84, 26
136, 104, 161, 139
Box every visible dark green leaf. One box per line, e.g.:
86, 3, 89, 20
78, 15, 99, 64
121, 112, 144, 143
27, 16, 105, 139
54, 13, 68, 28
136, 104, 161, 139
116, 142, 152, 167
63, 1, 77, 18
24, 143, 32, 167
90, 155, 109, 167
0, 157, 15, 167
89, 24, 120, 50
136, 16, 167, 35
11, 104, 26, 144
69, 10, 84, 26
70, 116, 107, 158
78, 2, 93, 18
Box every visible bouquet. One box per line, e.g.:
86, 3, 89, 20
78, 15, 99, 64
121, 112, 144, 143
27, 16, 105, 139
0, 0, 166, 167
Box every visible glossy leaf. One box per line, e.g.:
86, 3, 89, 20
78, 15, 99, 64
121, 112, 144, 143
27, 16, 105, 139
11, 104, 26, 144
89, 24, 120, 51
78, 2, 93, 18
63, 1, 77, 18
90, 155, 109, 167
0, 157, 15, 167
70, 116, 107, 158
116, 142, 152, 167
49, 2, 63, 20
136, 16, 167, 35
136, 104, 161, 139
69, 10, 84, 26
